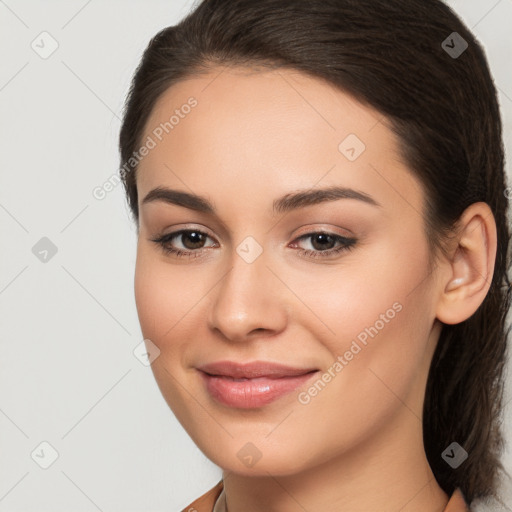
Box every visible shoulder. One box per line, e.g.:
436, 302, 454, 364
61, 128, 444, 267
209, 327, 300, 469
180, 480, 224, 512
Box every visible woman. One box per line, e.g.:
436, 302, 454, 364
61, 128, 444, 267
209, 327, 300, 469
119, 0, 511, 510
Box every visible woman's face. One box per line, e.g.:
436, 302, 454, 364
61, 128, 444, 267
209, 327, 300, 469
134, 66, 443, 475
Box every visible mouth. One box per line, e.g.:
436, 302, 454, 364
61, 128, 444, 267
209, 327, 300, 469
196, 360, 319, 408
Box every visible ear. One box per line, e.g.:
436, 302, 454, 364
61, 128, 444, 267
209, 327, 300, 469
435, 202, 497, 325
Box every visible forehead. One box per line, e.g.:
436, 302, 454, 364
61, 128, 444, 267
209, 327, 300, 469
136, 66, 423, 220
142, 65, 385, 150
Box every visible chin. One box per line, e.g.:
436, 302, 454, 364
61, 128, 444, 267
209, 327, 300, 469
195, 436, 319, 477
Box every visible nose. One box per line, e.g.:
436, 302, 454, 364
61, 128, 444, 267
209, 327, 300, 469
207, 245, 288, 343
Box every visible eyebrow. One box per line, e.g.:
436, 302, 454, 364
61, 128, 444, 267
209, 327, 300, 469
141, 185, 381, 214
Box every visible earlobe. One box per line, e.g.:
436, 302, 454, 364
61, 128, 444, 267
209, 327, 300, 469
435, 202, 497, 325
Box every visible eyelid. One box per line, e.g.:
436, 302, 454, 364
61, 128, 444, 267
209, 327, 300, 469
289, 231, 356, 253
151, 225, 358, 263
292, 230, 354, 244
291, 224, 355, 240
160, 223, 218, 240
156, 224, 354, 246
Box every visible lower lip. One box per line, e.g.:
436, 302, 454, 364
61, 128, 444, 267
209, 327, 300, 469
199, 370, 318, 409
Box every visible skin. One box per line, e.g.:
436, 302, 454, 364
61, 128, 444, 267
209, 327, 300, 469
133, 66, 496, 511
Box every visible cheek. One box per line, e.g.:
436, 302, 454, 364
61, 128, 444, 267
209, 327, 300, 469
134, 244, 195, 367
134, 242, 205, 341
133, 244, 204, 418
295, 232, 435, 402
134, 246, 164, 341
275, 242, 435, 467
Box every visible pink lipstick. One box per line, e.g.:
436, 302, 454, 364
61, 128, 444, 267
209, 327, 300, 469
197, 360, 319, 408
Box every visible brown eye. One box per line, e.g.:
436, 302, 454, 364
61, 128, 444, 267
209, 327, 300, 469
150, 229, 217, 258
292, 231, 357, 260
180, 231, 207, 249
309, 233, 337, 251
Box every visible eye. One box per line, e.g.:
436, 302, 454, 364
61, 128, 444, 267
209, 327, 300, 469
150, 229, 217, 259
291, 231, 356, 259
150, 229, 357, 260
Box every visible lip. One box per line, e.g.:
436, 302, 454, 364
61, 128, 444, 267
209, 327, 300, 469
197, 360, 319, 408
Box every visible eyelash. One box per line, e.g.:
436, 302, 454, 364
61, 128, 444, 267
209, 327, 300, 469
150, 229, 357, 260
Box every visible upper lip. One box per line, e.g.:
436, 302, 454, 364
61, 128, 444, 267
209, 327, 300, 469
197, 360, 319, 379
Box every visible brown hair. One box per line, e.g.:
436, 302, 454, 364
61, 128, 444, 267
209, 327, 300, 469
119, 0, 511, 505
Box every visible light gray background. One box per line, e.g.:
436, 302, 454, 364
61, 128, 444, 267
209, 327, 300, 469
1, 1, 511, 511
